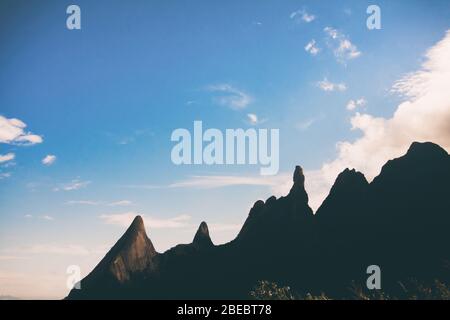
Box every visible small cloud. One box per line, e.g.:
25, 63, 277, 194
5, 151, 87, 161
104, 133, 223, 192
290, 9, 316, 23
0, 116, 43, 145
296, 114, 325, 131
324, 27, 361, 64
24, 214, 33, 218
40, 215, 54, 221
346, 98, 367, 111
246, 113, 267, 126
54, 179, 91, 192
253, 21, 263, 26
0, 153, 15, 163
317, 78, 347, 92
296, 119, 315, 131
247, 113, 258, 125
42, 155, 56, 166
108, 200, 133, 207
206, 84, 253, 110
305, 39, 320, 56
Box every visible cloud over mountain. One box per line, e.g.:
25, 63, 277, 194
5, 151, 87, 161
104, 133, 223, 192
305, 30, 450, 210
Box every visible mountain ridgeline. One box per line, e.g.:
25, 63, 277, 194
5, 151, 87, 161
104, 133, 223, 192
67, 142, 450, 299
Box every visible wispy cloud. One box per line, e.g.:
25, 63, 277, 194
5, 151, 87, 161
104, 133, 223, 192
324, 27, 361, 63
0, 153, 15, 163
316, 78, 347, 92
290, 9, 316, 23
54, 179, 91, 192
296, 118, 315, 131
305, 39, 320, 56
168, 174, 291, 197
346, 98, 367, 111
207, 84, 253, 110
42, 155, 56, 166
0, 116, 43, 145
108, 200, 133, 206
40, 215, 54, 221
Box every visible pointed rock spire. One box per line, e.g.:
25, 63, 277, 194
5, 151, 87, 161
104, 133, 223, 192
193, 222, 213, 248
88, 215, 158, 283
288, 165, 309, 204
293, 165, 305, 185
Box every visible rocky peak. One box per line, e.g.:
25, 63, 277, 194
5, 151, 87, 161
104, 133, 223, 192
91, 215, 158, 283
406, 141, 448, 159
293, 165, 305, 185
288, 165, 309, 205
193, 221, 214, 248
334, 168, 368, 189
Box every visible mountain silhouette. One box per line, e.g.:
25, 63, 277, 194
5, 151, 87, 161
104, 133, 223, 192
67, 141, 450, 299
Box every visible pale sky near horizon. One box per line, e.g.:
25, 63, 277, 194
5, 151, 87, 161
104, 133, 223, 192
1, 0, 450, 299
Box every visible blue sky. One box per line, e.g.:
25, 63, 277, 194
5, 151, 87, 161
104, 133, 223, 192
1, 0, 450, 298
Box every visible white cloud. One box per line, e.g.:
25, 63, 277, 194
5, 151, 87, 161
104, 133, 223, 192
246, 113, 266, 125
305, 39, 320, 56
317, 78, 347, 92
40, 215, 54, 221
207, 84, 253, 109
54, 179, 91, 192
324, 27, 361, 63
0, 116, 43, 145
346, 98, 367, 111
305, 30, 450, 211
24, 214, 33, 218
290, 9, 315, 23
42, 155, 56, 166
247, 113, 258, 125
0, 153, 15, 163
100, 212, 192, 229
